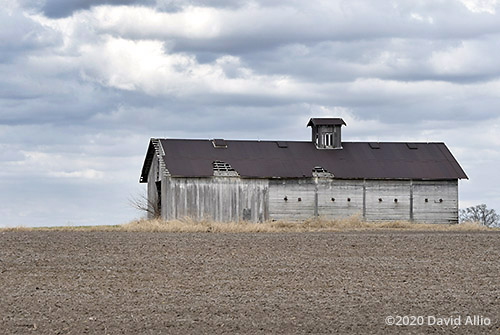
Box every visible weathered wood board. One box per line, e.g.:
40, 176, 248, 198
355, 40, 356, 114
155, 175, 459, 224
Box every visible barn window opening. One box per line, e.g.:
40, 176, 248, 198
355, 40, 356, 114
213, 160, 239, 176
324, 133, 333, 147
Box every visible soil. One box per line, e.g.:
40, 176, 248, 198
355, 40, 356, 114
0, 231, 499, 334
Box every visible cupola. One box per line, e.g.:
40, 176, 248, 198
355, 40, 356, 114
307, 118, 346, 149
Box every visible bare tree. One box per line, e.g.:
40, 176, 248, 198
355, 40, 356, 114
459, 204, 499, 227
129, 193, 161, 218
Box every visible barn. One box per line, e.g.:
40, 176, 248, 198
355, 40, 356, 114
139, 118, 468, 224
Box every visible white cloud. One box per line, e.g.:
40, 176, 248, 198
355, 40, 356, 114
95, 5, 223, 39
410, 12, 434, 24
76, 35, 310, 99
460, 0, 500, 14
49, 169, 105, 179
6, 151, 104, 180
429, 39, 500, 77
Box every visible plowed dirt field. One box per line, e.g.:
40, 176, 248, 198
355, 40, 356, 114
1, 231, 499, 334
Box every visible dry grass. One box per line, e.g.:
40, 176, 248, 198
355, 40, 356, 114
119, 216, 495, 233
4, 215, 494, 232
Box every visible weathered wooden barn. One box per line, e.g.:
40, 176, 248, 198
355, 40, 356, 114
140, 118, 468, 224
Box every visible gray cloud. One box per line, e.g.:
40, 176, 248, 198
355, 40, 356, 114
98, 1, 500, 52
0, 10, 61, 62
23, 0, 154, 18
1, 0, 500, 227
243, 37, 500, 84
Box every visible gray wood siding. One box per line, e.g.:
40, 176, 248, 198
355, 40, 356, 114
161, 175, 170, 220
146, 156, 160, 219
316, 179, 364, 219
153, 173, 459, 223
164, 177, 269, 222
413, 180, 458, 224
365, 180, 411, 221
269, 179, 316, 221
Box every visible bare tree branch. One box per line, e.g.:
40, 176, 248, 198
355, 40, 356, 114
129, 193, 161, 218
459, 204, 499, 227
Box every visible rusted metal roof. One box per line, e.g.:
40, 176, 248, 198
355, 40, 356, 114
140, 139, 468, 182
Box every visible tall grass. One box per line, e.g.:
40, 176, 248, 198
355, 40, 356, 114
117, 216, 494, 233
2, 216, 495, 232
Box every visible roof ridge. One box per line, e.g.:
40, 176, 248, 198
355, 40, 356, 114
159, 138, 447, 144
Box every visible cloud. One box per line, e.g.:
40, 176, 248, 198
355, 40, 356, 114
460, 0, 500, 14
91, 2, 500, 52
428, 37, 500, 81
1, 0, 500, 227
76, 35, 314, 103
23, 0, 155, 18
0, 9, 61, 62
49, 169, 105, 179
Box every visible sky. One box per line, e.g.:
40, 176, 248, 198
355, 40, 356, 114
1, 0, 500, 227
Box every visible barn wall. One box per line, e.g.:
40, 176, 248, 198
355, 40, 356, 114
413, 180, 459, 224
161, 174, 170, 220
364, 180, 411, 221
269, 179, 366, 220
316, 179, 364, 219
164, 177, 269, 222
269, 179, 317, 221
146, 156, 160, 219
158, 176, 459, 224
